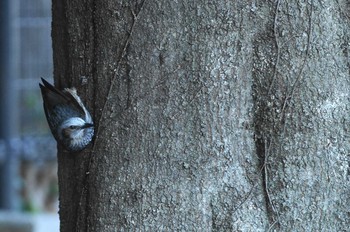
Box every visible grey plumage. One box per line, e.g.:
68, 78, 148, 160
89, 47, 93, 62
39, 78, 94, 152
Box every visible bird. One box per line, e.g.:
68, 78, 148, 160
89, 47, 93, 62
39, 78, 94, 152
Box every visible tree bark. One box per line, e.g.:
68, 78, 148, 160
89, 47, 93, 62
52, 0, 350, 231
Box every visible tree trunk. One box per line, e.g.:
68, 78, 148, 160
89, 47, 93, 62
52, 0, 350, 231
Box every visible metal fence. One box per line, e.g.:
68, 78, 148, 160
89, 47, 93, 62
0, 0, 56, 211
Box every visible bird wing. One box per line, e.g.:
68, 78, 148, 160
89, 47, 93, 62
39, 78, 86, 118
63, 87, 93, 123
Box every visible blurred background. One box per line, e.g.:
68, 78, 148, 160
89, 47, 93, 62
0, 0, 59, 231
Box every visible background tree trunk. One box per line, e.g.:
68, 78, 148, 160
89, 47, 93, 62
52, 0, 350, 231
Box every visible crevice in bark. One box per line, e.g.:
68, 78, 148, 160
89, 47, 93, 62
75, 1, 98, 232
125, 44, 132, 110
52, 1, 81, 232
91, 2, 99, 130
252, 91, 282, 229
254, 135, 276, 227
51, 1, 70, 88
252, 29, 280, 229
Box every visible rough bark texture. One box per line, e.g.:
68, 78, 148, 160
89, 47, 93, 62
52, 0, 350, 231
